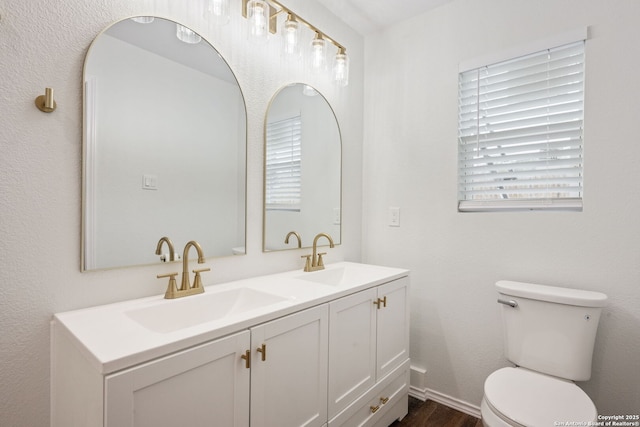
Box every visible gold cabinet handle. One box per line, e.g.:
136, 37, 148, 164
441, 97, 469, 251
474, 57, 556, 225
257, 343, 266, 361
380, 396, 389, 404
240, 350, 251, 369
370, 405, 380, 413
373, 297, 387, 309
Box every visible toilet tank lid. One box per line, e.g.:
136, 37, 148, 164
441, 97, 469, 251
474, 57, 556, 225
496, 280, 608, 307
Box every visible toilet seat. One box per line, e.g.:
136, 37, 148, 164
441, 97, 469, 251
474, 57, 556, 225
484, 367, 597, 426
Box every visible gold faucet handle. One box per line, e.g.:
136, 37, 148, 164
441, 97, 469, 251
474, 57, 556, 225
301, 255, 312, 272
317, 252, 327, 267
192, 268, 210, 290
157, 272, 179, 299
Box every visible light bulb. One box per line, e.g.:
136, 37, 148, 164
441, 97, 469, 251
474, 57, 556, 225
333, 49, 349, 87
282, 14, 300, 57
247, 0, 269, 42
310, 32, 327, 72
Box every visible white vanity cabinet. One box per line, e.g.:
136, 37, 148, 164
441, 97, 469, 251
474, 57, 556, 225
250, 304, 328, 427
328, 277, 410, 426
104, 331, 251, 427
51, 263, 410, 427
52, 305, 328, 427
375, 278, 410, 380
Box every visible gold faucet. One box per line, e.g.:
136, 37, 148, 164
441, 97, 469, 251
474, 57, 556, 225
157, 240, 209, 299
302, 233, 335, 272
155, 236, 176, 262
284, 231, 302, 248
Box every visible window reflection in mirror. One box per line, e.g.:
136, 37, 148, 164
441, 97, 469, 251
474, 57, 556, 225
263, 84, 341, 251
82, 17, 247, 271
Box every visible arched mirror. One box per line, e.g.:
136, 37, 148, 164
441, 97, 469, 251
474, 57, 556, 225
82, 17, 247, 271
263, 83, 341, 251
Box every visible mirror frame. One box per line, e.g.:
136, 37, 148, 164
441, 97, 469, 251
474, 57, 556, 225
81, 16, 248, 271
262, 83, 342, 252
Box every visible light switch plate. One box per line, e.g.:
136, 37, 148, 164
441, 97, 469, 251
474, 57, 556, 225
389, 207, 400, 227
142, 174, 158, 190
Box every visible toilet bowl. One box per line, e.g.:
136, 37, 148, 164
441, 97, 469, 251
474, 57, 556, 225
482, 280, 607, 427
481, 367, 597, 426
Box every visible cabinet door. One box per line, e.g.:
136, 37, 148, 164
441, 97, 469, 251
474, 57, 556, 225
376, 277, 410, 380
105, 331, 250, 427
250, 304, 328, 427
328, 288, 377, 418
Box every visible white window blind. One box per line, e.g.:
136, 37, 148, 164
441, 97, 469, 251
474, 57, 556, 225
458, 41, 585, 212
266, 114, 302, 210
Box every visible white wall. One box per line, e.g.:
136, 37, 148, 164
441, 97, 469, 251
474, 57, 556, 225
0, 0, 363, 425
363, 0, 640, 415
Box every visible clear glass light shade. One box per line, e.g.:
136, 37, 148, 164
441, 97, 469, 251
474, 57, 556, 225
176, 24, 202, 44
333, 50, 349, 86
208, 0, 230, 25
131, 16, 154, 24
282, 15, 300, 57
309, 33, 327, 72
247, 0, 269, 43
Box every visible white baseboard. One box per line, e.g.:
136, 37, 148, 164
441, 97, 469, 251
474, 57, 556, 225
408, 365, 481, 419
424, 388, 481, 418
408, 385, 428, 401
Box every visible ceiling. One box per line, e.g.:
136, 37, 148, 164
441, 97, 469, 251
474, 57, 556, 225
315, 0, 453, 35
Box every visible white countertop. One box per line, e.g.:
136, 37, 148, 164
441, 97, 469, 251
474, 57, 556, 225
53, 262, 409, 374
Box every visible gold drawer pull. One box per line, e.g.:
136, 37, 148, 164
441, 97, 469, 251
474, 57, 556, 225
380, 396, 389, 404
370, 405, 380, 413
240, 350, 251, 369
373, 297, 388, 309
257, 343, 267, 361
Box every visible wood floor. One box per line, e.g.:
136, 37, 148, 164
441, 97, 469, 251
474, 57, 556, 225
390, 397, 483, 427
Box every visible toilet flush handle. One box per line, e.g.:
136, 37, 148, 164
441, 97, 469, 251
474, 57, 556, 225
497, 299, 518, 308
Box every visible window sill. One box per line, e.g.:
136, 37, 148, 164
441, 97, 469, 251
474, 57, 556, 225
458, 198, 583, 212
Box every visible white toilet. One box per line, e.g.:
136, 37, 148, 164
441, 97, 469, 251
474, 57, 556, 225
481, 280, 607, 427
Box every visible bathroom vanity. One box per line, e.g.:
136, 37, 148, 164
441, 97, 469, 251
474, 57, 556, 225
51, 262, 410, 427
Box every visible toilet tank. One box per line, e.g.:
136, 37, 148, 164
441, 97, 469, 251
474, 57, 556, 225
496, 280, 607, 381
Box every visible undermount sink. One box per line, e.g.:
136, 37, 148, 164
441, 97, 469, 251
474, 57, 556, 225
126, 287, 287, 333
296, 263, 392, 287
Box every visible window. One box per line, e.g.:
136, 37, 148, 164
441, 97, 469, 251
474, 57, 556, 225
265, 114, 302, 210
458, 40, 585, 212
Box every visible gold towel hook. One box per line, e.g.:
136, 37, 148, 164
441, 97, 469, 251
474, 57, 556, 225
35, 87, 57, 113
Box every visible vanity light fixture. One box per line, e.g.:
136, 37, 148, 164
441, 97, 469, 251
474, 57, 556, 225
333, 47, 349, 87
310, 32, 327, 72
282, 13, 300, 57
245, 0, 274, 43
240, 0, 349, 86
